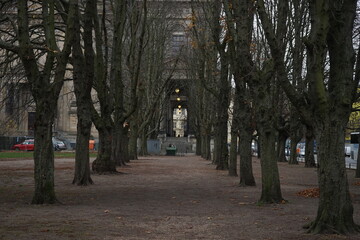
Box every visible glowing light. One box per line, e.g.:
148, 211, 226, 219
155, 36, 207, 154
178, 105, 182, 109
176, 97, 181, 101
175, 88, 180, 93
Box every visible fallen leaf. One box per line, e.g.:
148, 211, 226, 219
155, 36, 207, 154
297, 188, 319, 198
353, 181, 360, 186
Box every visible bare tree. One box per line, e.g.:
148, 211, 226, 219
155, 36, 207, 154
257, 0, 360, 233
0, 0, 77, 203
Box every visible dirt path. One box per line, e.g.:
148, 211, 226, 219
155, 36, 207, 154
0, 155, 359, 240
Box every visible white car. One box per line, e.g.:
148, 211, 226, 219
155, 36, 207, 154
52, 138, 67, 151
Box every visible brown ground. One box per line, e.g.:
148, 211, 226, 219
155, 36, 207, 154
0, 155, 359, 240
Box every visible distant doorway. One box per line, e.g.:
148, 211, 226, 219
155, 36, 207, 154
173, 107, 187, 137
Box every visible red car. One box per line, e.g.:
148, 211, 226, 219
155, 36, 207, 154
11, 139, 35, 151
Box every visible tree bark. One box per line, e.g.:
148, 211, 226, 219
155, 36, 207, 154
256, 0, 360, 233
139, 131, 148, 156
306, 122, 359, 233
92, 126, 116, 173
32, 103, 57, 204
277, 132, 287, 162
72, 0, 94, 185
195, 133, 201, 156
304, 126, 316, 168
356, 138, 360, 178
288, 114, 302, 165
258, 127, 283, 203
239, 128, 255, 186
228, 130, 238, 176
15, 0, 77, 203
128, 125, 139, 160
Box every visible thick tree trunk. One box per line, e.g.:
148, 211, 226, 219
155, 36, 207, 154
111, 125, 129, 166
214, 118, 229, 170
196, 134, 201, 156
228, 131, 238, 176
258, 128, 284, 203
201, 134, 206, 159
304, 127, 316, 168
306, 122, 359, 233
92, 127, 116, 173
239, 129, 255, 186
72, 1, 94, 185
356, 141, 360, 178
32, 107, 57, 204
201, 133, 211, 160
73, 115, 93, 185
128, 126, 138, 160
139, 132, 148, 156
289, 135, 301, 164
277, 132, 287, 162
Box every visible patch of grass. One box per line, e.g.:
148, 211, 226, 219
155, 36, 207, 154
0, 151, 34, 159
0, 151, 97, 159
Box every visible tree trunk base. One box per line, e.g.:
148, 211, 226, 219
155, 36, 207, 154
228, 170, 238, 177
239, 180, 256, 187
92, 159, 117, 174
216, 165, 228, 170
72, 177, 94, 186
258, 197, 286, 205
31, 194, 58, 205
304, 220, 360, 235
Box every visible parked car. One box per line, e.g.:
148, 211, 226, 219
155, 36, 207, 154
11, 139, 35, 151
345, 145, 351, 157
296, 143, 306, 157
52, 138, 67, 151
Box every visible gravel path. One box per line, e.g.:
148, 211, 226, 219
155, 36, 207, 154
0, 155, 359, 239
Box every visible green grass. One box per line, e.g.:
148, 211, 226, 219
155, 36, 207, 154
0, 151, 98, 159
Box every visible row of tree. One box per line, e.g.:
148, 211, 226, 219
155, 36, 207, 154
184, 0, 360, 234
0, 0, 182, 201
1, 0, 360, 235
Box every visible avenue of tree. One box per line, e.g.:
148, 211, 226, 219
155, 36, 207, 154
0, 0, 360, 235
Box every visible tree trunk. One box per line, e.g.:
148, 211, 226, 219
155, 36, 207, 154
239, 128, 255, 186
128, 125, 138, 160
228, 131, 238, 176
196, 133, 201, 156
306, 122, 359, 233
92, 127, 116, 173
258, 128, 284, 203
214, 117, 229, 170
32, 105, 57, 204
201, 132, 211, 160
289, 135, 301, 164
111, 125, 128, 166
72, 0, 94, 185
305, 127, 316, 168
73, 116, 93, 185
356, 139, 360, 178
277, 132, 287, 162
139, 131, 148, 156
289, 115, 302, 164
